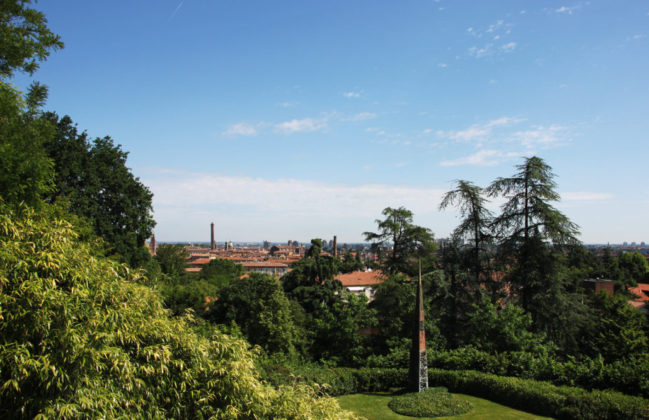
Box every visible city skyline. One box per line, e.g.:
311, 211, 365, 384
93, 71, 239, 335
12, 1, 649, 243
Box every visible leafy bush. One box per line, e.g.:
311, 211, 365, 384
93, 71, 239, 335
427, 347, 649, 398
262, 362, 649, 420
0, 205, 358, 419
388, 387, 473, 417
429, 369, 649, 420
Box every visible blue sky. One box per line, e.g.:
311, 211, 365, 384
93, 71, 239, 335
14, 1, 649, 244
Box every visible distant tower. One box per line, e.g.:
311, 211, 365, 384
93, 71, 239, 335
210, 223, 216, 250
149, 234, 157, 256
333, 235, 338, 257
408, 260, 428, 392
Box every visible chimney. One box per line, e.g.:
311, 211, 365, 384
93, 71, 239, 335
333, 235, 338, 257
210, 223, 216, 250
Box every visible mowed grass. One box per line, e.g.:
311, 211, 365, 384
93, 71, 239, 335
336, 392, 554, 420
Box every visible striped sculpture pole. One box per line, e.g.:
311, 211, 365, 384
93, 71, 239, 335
408, 259, 428, 392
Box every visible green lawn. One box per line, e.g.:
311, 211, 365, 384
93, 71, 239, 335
336, 392, 554, 420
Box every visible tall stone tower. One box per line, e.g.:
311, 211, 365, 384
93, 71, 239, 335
210, 223, 216, 250
408, 261, 428, 392
333, 235, 338, 257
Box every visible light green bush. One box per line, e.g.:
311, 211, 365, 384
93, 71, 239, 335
0, 205, 357, 419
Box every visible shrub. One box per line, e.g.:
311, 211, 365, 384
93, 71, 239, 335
0, 206, 358, 419
388, 387, 473, 417
429, 369, 649, 420
427, 347, 649, 398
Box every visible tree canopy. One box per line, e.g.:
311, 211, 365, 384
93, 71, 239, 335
487, 156, 579, 246
42, 113, 156, 267
364, 206, 436, 275
0, 0, 63, 78
0, 204, 357, 419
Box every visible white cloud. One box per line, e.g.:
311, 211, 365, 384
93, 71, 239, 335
437, 116, 523, 143
343, 112, 377, 122
511, 124, 568, 148
555, 5, 578, 14
562, 192, 613, 201
343, 91, 361, 98
274, 118, 327, 134
469, 45, 492, 58
486, 20, 504, 33
224, 122, 257, 136
501, 42, 517, 52
440, 150, 523, 167
144, 171, 447, 236
438, 63, 448, 68
467, 19, 516, 58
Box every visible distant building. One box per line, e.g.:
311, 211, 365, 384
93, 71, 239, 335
583, 278, 614, 296
241, 261, 289, 277
335, 269, 384, 300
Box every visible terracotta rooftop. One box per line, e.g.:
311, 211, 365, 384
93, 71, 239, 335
242, 262, 288, 268
335, 270, 384, 287
629, 283, 649, 309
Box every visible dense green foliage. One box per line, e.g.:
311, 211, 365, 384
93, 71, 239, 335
0, 81, 54, 207
0, 0, 63, 78
261, 363, 649, 420
0, 205, 357, 419
282, 239, 377, 364
388, 387, 473, 417
155, 243, 189, 278
207, 273, 301, 355
198, 257, 245, 288
42, 113, 155, 267
364, 206, 436, 275
429, 369, 649, 420
426, 347, 649, 398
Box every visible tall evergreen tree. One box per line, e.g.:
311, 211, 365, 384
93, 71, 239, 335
439, 180, 494, 285
364, 207, 435, 276
486, 156, 579, 247
487, 157, 582, 345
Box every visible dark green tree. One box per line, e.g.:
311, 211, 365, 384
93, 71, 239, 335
282, 240, 377, 363
208, 273, 302, 355
0, 0, 63, 78
486, 157, 579, 311
585, 292, 649, 361
42, 113, 155, 267
439, 180, 494, 285
198, 258, 244, 290
340, 250, 364, 273
154, 244, 189, 279
464, 297, 545, 353
618, 251, 649, 288
486, 156, 579, 247
364, 207, 436, 275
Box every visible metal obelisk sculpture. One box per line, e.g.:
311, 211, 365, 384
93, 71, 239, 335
408, 260, 428, 392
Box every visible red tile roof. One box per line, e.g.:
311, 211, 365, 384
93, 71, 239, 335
190, 258, 212, 265
629, 283, 649, 309
242, 262, 288, 268
335, 270, 384, 287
